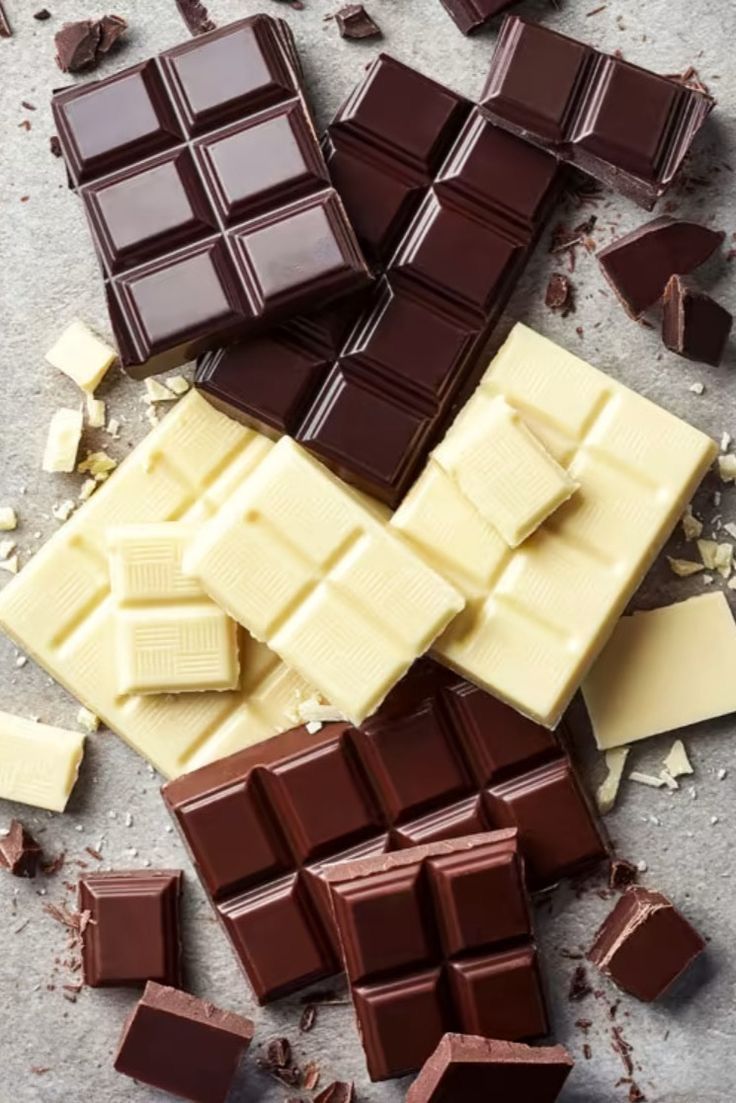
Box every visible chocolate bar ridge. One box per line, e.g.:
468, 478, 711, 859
52, 16, 370, 377
480, 16, 714, 208
195, 53, 562, 506
163, 660, 605, 1003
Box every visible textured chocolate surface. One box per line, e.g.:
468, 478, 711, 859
114, 981, 254, 1103
588, 885, 705, 1001
196, 54, 561, 506
80, 870, 182, 987
438, 0, 514, 34
406, 1034, 574, 1103
662, 275, 733, 365
598, 217, 724, 317
481, 17, 714, 208
324, 832, 547, 1080
51, 16, 369, 378
163, 660, 605, 1004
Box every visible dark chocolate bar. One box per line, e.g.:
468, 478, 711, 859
79, 869, 183, 987
162, 660, 605, 1003
51, 16, 370, 378
195, 54, 561, 507
480, 17, 714, 209
114, 981, 254, 1102
407, 1034, 574, 1103
438, 0, 515, 34
323, 831, 547, 1080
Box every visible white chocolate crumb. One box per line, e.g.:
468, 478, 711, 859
711, 816, 720, 826
305, 720, 323, 735
165, 825, 173, 834
144, 378, 176, 403
297, 698, 346, 724
663, 739, 693, 780
77, 707, 100, 733
52, 499, 76, 522
146, 407, 160, 428
0, 507, 18, 531
165, 375, 190, 396
702, 574, 714, 584
697, 539, 719, 569
106, 418, 121, 439
0, 540, 16, 559
125, 812, 133, 828
667, 557, 703, 577
715, 543, 733, 579
718, 768, 728, 780
636, 860, 648, 873
15, 655, 27, 669
86, 395, 106, 428
629, 770, 667, 789
721, 432, 732, 452
42, 408, 83, 473
77, 451, 117, 478
681, 504, 703, 541
723, 523, 736, 541
689, 382, 705, 394
0, 555, 19, 575
596, 746, 629, 815
78, 478, 98, 501
718, 454, 736, 483
660, 771, 679, 790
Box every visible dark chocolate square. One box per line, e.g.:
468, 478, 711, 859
447, 946, 547, 1038
353, 968, 449, 1080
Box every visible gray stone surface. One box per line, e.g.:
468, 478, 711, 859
0, 0, 735, 1100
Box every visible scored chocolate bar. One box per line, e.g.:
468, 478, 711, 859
195, 54, 561, 507
52, 16, 370, 378
323, 831, 547, 1080
480, 16, 714, 209
162, 659, 605, 1003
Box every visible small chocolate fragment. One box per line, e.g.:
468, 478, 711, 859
96, 13, 127, 55
0, 2, 12, 37
588, 886, 705, 1001
662, 275, 732, 367
335, 4, 381, 39
545, 272, 573, 315
55, 20, 101, 71
80, 870, 182, 987
598, 218, 724, 318
438, 0, 515, 34
114, 981, 254, 1102
609, 858, 638, 891
314, 1083, 353, 1103
175, 0, 216, 35
407, 1034, 573, 1102
34, 9, 52, 19
49, 135, 62, 158
0, 820, 43, 877
266, 1037, 292, 1069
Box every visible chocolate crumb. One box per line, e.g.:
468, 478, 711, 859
568, 964, 593, 1002
300, 1003, 317, 1032
18, 120, 32, 131
314, 1083, 354, 1103
628, 1084, 646, 1102
21, 101, 37, 111
34, 8, 52, 19
175, 0, 216, 35
335, 4, 381, 39
609, 858, 638, 891
49, 135, 62, 158
0, 820, 43, 877
545, 272, 574, 316
266, 1037, 292, 1069
303, 1061, 321, 1091
583, 1043, 592, 1060
31, 1067, 51, 1075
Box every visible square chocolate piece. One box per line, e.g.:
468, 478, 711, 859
80, 869, 182, 987
51, 16, 369, 378
114, 981, 254, 1103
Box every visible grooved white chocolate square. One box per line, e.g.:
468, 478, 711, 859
109, 525, 239, 695
583, 593, 736, 749
393, 324, 717, 728
433, 394, 578, 547
0, 392, 322, 778
0, 710, 85, 812
186, 438, 464, 724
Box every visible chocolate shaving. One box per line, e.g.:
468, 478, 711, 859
299, 1003, 317, 1032
84, 846, 103, 861
611, 1025, 634, 1077
303, 1061, 321, 1091
583, 1043, 592, 1059
0, 2, 12, 37
568, 964, 593, 1002
335, 4, 381, 39
175, 0, 216, 35
22, 101, 37, 111
54, 14, 127, 73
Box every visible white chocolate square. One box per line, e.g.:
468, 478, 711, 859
186, 439, 464, 724
42, 408, 84, 473
393, 324, 717, 728
109, 524, 239, 695
583, 593, 736, 749
46, 320, 117, 394
433, 394, 578, 547
0, 710, 85, 812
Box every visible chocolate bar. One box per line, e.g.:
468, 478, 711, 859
323, 831, 547, 1080
114, 981, 254, 1102
51, 16, 370, 378
480, 17, 714, 208
196, 54, 561, 507
438, 0, 515, 34
162, 659, 605, 1003
80, 870, 183, 987
588, 886, 705, 1001
407, 1035, 574, 1103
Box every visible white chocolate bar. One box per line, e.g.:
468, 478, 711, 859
46, 319, 117, 394
0, 710, 85, 812
0, 392, 321, 778
433, 394, 578, 547
185, 438, 464, 725
393, 324, 717, 728
583, 593, 736, 749
42, 408, 83, 473
109, 524, 240, 695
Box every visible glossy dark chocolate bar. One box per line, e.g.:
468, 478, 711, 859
196, 54, 561, 506
480, 16, 714, 209
52, 16, 370, 378
162, 660, 605, 1003
323, 831, 547, 1080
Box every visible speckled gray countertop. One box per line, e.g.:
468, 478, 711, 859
1, 0, 735, 1100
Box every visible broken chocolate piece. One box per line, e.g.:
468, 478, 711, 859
407, 1034, 573, 1102
55, 20, 101, 71
34, 8, 52, 19
96, 13, 127, 54
545, 272, 574, 315
335, 4, 381, 38
174, 0, 216, 35
0, 820, 43, 877
609, 858, 638, 892
598, 217, 724, 318
0, 2, 12, 37
662, 275, 732, 367
588, 886, 705, 1001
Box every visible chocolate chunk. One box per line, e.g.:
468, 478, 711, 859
34, 9, 52, 19
407, 1035, 574, 1102
480, 17, 714, 209
323, 831, 547, 1079
265, 1037, 292, 1069
79, 870, 183, 987
49, 135, 62, 158
609, 858, 638, 891
438, 0, 515, 34
114, 981, 254, 1102
0, 2, 12, 37
545, 272, 573, 315
163, 659, 605, 1004
588, 886, 705, 1001
175, 0, 216, 35
662, 275, 732, 367
54, 20, 102, 71
0, 820, 43, 877
314, 1083, 353, 1103
598, 217, 724, 318
335, 4, 381, 39
97, 13, 127, 54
